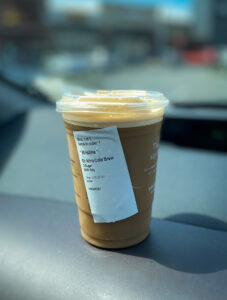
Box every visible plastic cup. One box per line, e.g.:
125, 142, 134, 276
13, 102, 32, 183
57, 90, 168, 249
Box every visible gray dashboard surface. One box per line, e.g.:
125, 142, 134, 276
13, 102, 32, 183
0, 194, 227, 300
0, 107, 227, 231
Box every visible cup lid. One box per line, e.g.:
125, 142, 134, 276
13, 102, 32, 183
56, 89, 169, 113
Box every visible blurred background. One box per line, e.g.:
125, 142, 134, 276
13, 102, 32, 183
1, 0, 227, 103
0, 0, 227, 231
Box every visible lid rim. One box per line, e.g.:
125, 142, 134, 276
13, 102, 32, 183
63, 90, 164, 99
57, 89, 169, 113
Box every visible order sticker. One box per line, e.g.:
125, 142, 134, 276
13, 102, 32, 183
73, 126, 138, 223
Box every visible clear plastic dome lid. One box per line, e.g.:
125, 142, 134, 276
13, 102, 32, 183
56, 89, 169, 128
56, 89, 169, 113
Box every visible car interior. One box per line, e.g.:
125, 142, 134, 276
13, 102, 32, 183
0, 1, 227, 299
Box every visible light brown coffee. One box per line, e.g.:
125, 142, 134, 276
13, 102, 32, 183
57, 90, 168, 248
64, 120, 162, 248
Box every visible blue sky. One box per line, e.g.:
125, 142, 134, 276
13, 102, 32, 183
50, 0, 192, 10
103, 0, 192, 9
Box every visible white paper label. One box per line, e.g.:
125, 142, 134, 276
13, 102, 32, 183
73, 126, 138, 223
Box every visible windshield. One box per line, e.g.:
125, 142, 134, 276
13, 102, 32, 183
0, 0, 227, 106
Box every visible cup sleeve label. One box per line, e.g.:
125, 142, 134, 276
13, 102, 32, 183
73, 126, 138, 223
